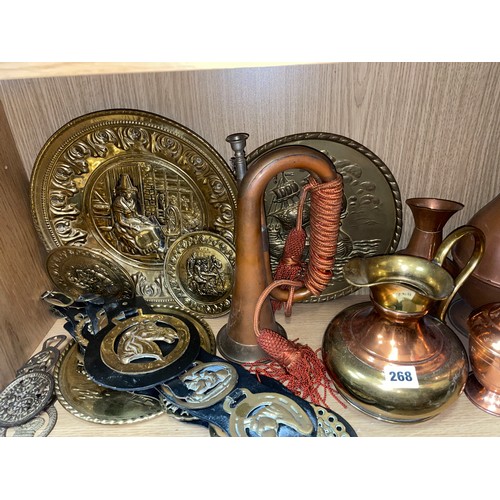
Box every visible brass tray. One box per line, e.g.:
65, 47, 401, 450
31, 109, 238, 306
247, 132, 402, 302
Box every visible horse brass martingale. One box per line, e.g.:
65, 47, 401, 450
31, 109, 238, 306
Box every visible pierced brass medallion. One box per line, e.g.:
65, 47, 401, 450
223, 389, 314, 437
100, 311, 190, 374
161, 361, 238, 409
0, 371, 55, 427
312, 404, 354, 437
0, 405, 58, 437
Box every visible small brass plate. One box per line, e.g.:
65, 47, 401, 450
247, 132, 402, 302
164, 231, 236, 317
31, 109, 238, 306
46, 246, 135, 300
54, 340, 163, 425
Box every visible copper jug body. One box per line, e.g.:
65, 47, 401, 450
465, 302, 500, 416
217, 145, 341, 364
322, 225, 484, 423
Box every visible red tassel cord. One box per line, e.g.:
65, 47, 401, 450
244, 175, 346, 410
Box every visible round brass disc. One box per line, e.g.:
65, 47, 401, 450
54, 340, 164, 425
46, 246, 135, 300
31, 109, 238, 306
247, 132, 402, 302
164, 231, 236, 317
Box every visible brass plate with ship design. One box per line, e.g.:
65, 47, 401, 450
54, 340, 164, 425
247, 132, 402, 302
164, 231, 236, 317
31, 109, 238, 306
46, 246, 135, 300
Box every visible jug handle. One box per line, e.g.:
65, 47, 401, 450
432, 225, 485, 321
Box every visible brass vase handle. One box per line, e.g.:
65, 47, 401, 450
433, 225, 485, 321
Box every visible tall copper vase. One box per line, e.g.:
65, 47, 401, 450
399, 197, 464, 260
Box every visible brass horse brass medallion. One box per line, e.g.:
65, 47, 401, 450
100, 311, 190, 374
248, 132, 402, 302
46, 246, 135, 300
164, 232, 236, 317
223, 389, 314, 437
31, 109, 238, 305
161, 361, 238, 409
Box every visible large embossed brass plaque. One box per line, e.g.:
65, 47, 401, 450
31, 109, 238, 305
247, 132, 402, 302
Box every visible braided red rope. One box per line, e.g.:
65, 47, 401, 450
244, 175, 346, 409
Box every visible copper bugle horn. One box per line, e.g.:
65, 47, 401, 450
217, 145, 340, 364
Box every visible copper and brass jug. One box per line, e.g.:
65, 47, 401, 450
322, 225, 485, 423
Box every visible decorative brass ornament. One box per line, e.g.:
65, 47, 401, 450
0, 405, 58, 437
83, 308, 201, 390
223, 388, 314, 437
46, 246, 135, 300
54, 340, 163, 425
164, 231, 236, 317
31, 109, 238, 306
312, 405, 356, 437
16, 349, 60, 376
247, 132, 402, 302
0, 371, 55, 427
100, 311, 191, 374
16, 334, 68, 376
209, 403, 357, 437
160, 361, 239, 409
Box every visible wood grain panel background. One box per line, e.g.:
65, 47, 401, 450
0, 101, 56, 387
0, 62, 498, 388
